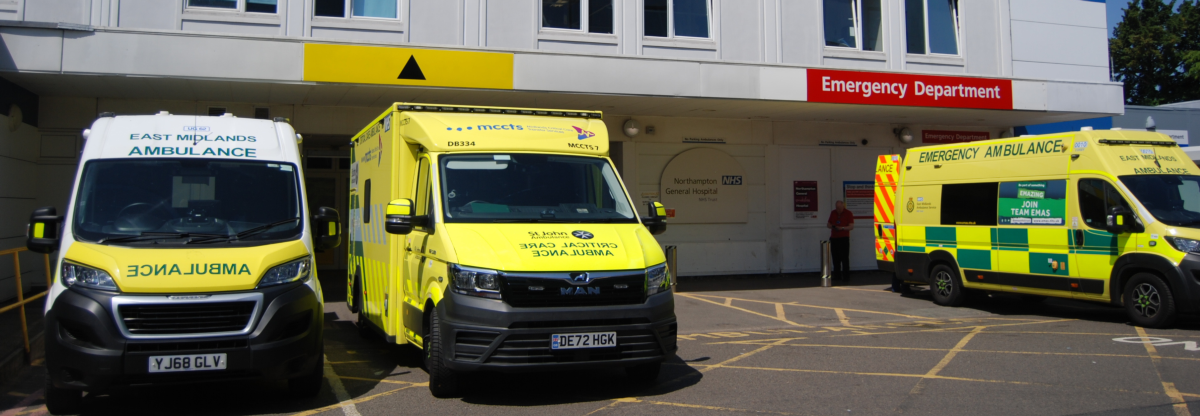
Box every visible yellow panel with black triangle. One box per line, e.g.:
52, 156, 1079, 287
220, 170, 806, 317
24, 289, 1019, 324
303, 43, 514, 90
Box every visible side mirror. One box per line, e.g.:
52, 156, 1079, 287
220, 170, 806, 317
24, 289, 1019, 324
641, 201, 668, 236
27, 207, 62, 254
385, 199, 428, 235
312, 206, 341, 252
1106, 206, 1134, 234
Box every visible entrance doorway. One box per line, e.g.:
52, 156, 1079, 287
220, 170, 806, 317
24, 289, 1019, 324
304, 153, 350, 270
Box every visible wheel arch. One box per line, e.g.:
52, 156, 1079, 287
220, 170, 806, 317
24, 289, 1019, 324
1109, 253, 1188, 308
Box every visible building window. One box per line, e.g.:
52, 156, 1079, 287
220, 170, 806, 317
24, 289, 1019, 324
542, 0, 613, 34
315, 0, 400, 19
644, 0, 710, 39
822, 0, 882, 51
905, 0, 959, 55
187, 0, 277, 13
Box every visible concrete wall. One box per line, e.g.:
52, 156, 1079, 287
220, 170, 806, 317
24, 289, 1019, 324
2, 0, 1109, 83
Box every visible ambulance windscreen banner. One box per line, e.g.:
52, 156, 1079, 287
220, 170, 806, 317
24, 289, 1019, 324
997, 180, 1066, 226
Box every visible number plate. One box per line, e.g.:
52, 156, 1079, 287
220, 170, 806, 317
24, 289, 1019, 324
148, 353, 227, 373
551, 332, 617, 350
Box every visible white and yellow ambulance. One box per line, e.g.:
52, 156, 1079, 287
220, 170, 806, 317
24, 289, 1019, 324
345, 104, 675, 397
875, 130, 1200, 328
28, 112, 340, 413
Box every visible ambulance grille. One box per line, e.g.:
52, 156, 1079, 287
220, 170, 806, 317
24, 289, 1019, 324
501, 274, 646, 308
118, 302, 256, 335
486, 330, 662, 364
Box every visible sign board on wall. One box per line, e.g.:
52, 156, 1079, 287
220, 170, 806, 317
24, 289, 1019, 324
843, 181, 874, 219
793, 181, 818, 219
922, 130, 991, 144
659, 148, 748, 223
808, 69, 1014, 110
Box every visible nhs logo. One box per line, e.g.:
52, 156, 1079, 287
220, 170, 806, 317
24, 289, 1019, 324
722, 176, 743, 185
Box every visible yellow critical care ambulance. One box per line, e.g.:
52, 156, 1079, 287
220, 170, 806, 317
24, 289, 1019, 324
875, 130, 1200, 328
345, 104, 674, 397
27, 112, 341, 413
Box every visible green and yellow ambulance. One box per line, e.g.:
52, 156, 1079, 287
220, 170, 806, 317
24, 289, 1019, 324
875, 130, 1200, 328
345, 104, 675, 397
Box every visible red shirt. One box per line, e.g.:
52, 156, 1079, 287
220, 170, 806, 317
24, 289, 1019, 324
828, 209, 854, 238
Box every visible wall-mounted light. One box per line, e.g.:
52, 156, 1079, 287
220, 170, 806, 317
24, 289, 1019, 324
893, 127, 914, 144
623, 119, 641, 138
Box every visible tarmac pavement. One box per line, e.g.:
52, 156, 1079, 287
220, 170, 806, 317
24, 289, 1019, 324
5, 271, 1200, 415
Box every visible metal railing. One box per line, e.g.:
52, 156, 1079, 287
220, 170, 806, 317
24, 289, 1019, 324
0, 247, 52, 362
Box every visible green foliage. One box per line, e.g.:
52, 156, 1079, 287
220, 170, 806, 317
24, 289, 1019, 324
1110, 0, 1200, 105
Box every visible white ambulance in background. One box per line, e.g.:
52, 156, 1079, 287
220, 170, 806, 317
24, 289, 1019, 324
27, 112, 341, 414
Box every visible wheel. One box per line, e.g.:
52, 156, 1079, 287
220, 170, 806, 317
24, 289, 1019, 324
929, 264, 967, 307
1124, 273, 1177, 328
425, 308, 462, 398
288, 343, 325, 398
625, 363, 661, 385
44, 376, 83, 415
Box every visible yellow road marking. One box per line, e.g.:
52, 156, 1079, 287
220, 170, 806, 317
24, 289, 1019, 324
5, 392, 27, 397
582, 399, 627, 416
686, 293, 932, 320
1136, 326, 1192, 416
724, 298, 733, 306
830, 286, 892, 293
13, 407, 45, 416
336, 376, 420, 385
705, 341, 1200, 363
677, 293, 813, 328
328, 361, 372, 365
775, 303, 786, 321
288, 384, 427, 416
642, 399, 798, 415
835, 309, 851, 326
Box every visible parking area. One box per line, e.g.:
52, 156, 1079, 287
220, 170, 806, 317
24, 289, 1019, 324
5, 273, 1200, 415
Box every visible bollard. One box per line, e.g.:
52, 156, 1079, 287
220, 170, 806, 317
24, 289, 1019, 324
820, 240, 832, 287
665, 245, 678, 289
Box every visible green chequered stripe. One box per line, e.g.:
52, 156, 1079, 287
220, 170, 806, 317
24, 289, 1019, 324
898, 245, 926, 252
1029, 252, 1069, 275
995, 228, 1028, 251
925, 227, 957, 248
958, 249, 991, 270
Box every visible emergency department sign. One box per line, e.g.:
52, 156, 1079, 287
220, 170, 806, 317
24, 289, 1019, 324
303, 44, 514, 90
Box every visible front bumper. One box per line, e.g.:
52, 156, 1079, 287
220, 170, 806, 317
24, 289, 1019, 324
438, 289, 678, 373
45, 283, 322, 391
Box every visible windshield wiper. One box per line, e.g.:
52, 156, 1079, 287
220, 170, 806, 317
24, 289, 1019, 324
99, 232, 226, 244
186, 218, 301, 244
490, 218, 575, 223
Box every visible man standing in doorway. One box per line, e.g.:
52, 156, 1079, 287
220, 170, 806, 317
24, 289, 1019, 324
827, 200, 854, 283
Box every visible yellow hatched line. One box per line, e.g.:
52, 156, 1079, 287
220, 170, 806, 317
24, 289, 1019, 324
676, 293, 813, 328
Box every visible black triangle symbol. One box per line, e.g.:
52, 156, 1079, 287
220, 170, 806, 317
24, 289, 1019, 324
397, 56, 426, 80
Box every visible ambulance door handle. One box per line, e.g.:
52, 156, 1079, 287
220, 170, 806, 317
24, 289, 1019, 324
1074, 229, 1084, 248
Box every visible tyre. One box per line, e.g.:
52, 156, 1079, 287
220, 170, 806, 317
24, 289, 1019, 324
425, 309, 462, 398
625, 363, 661, 385
929, 264, 967, 307
288, 343, 325, 398
44, 376, 83, 415
1124, 273, 1177, 329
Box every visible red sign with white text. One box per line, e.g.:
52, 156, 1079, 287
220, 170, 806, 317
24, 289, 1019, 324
922, 130, 991, 144
808, 69, 1013, 110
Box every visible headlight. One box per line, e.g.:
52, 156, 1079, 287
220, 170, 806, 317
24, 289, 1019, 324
258, 258, 311, 288
646, 263, 668, 296
61, 262, 118, 291
1166, 237, 1200, 254
450, 264, 501, 299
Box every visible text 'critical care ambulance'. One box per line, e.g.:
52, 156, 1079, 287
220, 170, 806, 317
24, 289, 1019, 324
346, 104, 676, 397
27, 112, 341, 414
875, 130, 1200, 328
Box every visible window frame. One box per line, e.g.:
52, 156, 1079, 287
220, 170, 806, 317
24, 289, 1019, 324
1077, 178, 1134, 231
185, 0, 278, 14
822, 0, 884, 52
312, 0, 404, 22
644, 0, 713, 40
539, 0, 615, 35
906, 0, 961, 56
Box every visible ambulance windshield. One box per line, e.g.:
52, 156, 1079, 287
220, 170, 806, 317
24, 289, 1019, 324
439, 154, 637, 223
72, 159, 303, 245
1120, 175, 1200, 228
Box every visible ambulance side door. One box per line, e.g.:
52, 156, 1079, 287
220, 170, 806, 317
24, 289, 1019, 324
403, 156, 434, 343
1070, 176, 1137, 301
